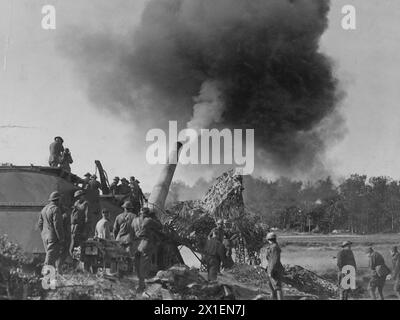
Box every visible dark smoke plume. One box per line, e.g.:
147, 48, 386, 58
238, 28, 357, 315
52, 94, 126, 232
60, 0, 344, 176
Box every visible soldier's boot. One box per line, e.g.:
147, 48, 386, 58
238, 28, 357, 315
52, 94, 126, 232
369, 288, 377, 300
276, 290, 284, 301
271, 290, 277, 300
137, 277, 145, 294
378, 288, 384, 300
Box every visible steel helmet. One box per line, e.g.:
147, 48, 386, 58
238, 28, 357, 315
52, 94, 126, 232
122, 201, 134, 209
74, 190, 85, 198
48, 191, 61, 201
267, 232, 277, 240
141, 207, 151, 216
341, 241, 352, 248
217, 219, 224, 225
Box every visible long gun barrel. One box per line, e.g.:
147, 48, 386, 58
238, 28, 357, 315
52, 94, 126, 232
148, 141, 183, 216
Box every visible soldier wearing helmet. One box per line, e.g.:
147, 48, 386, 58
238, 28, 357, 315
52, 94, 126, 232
110, 177, 121, 196
119, 178, 131, 195
69, 190, 89, 255
134, 207, 163, 292
38, 191, 65, 268
266, 232, 284, 300
49, 136, 64, 167
203, 230, 226, 282
337, 241, 356, 300
113, 201, 136, 252
208, 218, 225, 243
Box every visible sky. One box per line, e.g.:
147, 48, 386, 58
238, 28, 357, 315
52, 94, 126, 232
0, 0, 399, 192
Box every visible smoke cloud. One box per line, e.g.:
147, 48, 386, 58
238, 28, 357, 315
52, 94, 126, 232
187, 81, 225, 133
60, 0, 344, 176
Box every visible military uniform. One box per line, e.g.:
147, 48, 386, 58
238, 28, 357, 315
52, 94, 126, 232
85, 178, 102, 236
392, 252, 400, 297
337, 248, 356, 300
368, 251, 387, 299
135, 213, 163, 290
266, 243, 284, 299
49, 141, 64, 167
208, 227, 225, 243
60, 151, 73, 172
38, 202, 65, 266
70, 199, 89, 254
130, 180, 143, 214
110, 182, 120, 195
204, 237, 226, 281
113, 211, 136, 251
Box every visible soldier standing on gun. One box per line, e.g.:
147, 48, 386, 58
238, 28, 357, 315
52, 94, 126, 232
110, 177, 120, 196
336, 241, 356, 300
60, 148, 73, 173
48, 136, 64, 167
265, 232, 284, 300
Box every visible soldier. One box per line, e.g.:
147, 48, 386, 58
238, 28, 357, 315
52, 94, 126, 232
208, 219, 225, 243
366, 247, 390, 300
69, 190, 89, 255
119, 178, 131, 195
266, 232, 284, 300
48, 136, 64, 167
58, 204, 72, 270
60, 148, 73, 173
38, 191, 65, 268
203, 231, 226, 282
95, 208, 112, 240
336, 241, 356, 300
135, 180, 147, 206
135, 208, 163, 292
110, 177, 120, 195
391, 246, 400, 299
85, 175, 102, 237
113, 201, 136, 252
82, 173, 92, 189
129, 177, 144, 214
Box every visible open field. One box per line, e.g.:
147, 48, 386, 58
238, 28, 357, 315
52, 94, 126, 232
270, 233, 400, 299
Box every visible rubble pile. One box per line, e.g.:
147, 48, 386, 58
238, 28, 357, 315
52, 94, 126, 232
145, 265, 239, 300
283, 265, 338, 299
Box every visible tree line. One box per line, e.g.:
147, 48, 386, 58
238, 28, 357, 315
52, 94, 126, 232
244, 175, 400, 234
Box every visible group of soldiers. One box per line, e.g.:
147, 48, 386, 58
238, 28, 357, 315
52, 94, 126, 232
205, 227, 400, 300
336, 241, 400, 300
38, 188, 163, 293
110, 176, 146, 211
49, 136, 73, 172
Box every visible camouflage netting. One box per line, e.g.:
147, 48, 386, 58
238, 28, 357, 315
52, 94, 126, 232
164, 170, 266, 260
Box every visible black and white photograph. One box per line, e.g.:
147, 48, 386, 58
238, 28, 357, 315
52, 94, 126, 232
0, 0, 399, 307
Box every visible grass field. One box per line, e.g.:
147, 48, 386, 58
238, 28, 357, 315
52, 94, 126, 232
272, 233, 400, 299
